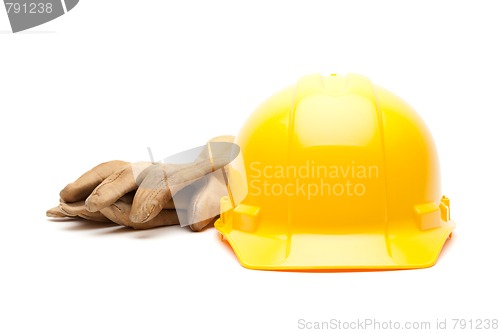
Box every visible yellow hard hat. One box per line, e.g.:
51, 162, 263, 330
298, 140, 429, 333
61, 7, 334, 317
215, 73, 455, 270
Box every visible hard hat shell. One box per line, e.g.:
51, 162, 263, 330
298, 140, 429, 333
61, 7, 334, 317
215, 73, 455, 270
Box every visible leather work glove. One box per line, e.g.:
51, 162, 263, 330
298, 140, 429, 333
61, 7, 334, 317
47, 136, 236, 231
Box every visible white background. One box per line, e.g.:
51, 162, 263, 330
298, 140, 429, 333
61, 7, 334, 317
1, 1, 499, 332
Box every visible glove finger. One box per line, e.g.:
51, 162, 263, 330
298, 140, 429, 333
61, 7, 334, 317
60, 200, 111, 222
189, 217, 218, 232
98, 194, 141, 226
85, 163, 150, 212
101, 197, 181, 229
111, 191, 178, 209
164, 198, 176, 209
99, 198, 130, 226
60, 160, 129, 203
129, 164, 173, 223
132, 209, 181, 229
46, 206, 67, 218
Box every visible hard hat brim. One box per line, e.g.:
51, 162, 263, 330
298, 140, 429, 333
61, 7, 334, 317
215, 218, 455, 271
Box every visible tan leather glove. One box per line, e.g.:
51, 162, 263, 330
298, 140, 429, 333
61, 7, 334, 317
47, 136, 235, 231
